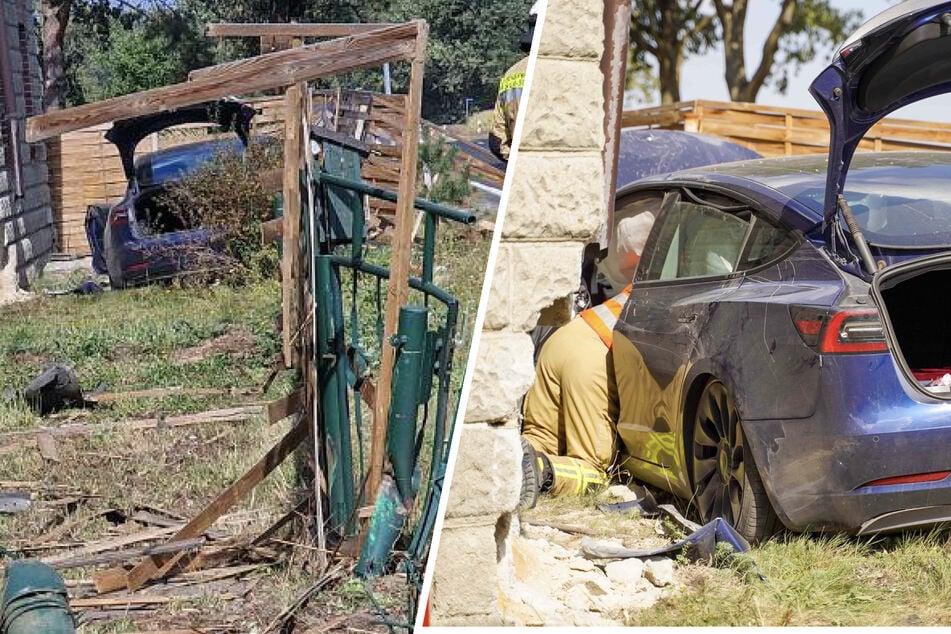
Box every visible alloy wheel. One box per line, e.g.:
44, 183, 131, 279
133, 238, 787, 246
691, 379, 745, 525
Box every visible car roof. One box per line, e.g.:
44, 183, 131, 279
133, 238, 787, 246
133, 137, 244, 169
631, 151, 951, 240
616, 128, 762, 190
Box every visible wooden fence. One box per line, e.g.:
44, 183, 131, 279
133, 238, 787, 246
47, 84, 505, 256
622, 99, 951, 158
47, 91, 409, 256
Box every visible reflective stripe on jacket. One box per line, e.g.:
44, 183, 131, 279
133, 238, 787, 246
490, 56, 529, 161
579, 285, 632, 349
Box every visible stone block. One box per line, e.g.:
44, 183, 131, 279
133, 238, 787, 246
605, 558, 644, 585
483, 242, 581, 332
537, 1, 604, 59
464, 331, 535, 423
444, 423, 521, 518
429, 517, 510, 625
0, 195, 12, 221
520, 59, 604, 151
504, 152, 605, 240
483, 244, 510, 331
506, 242, 584, 332
644, 557, 675, 587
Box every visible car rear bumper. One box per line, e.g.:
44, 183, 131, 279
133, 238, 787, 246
745, 412, 951, 534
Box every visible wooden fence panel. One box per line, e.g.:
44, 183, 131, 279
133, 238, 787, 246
623, 99, 951, 158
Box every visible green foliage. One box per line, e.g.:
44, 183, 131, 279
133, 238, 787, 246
63, 5, 212, 105
156, 137, 284, 282
768, 0, 863, 94
631, 0, 864, 103
381, 0, 532, 121
75, 18, 181, 102
417, 130, 470, 204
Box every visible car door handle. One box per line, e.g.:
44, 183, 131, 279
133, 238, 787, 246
677, 313, 697, 324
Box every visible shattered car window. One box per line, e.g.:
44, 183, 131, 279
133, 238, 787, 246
645, 202, 750, 281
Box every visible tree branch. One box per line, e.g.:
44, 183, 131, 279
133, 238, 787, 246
748, 0, 797, 99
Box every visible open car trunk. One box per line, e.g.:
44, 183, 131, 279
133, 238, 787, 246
873, 253, 951, 396
132, 188, 194, 237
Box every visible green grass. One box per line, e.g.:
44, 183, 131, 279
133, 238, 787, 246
0, 280, 284, 429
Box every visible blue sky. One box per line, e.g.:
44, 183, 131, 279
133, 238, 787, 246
641, 0, 951, 123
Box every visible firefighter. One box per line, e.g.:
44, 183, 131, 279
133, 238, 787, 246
488, 1, 541, 163
520, 212, 655, 507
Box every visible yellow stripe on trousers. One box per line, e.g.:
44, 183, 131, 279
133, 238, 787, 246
547, 454, 606, 496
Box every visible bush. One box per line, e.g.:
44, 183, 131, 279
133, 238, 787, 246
157, 136, 284, 282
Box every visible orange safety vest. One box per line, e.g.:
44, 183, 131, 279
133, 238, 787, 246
579, 285, 632, 348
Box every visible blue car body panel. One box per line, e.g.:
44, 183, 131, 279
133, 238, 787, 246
614, 149, 951, 534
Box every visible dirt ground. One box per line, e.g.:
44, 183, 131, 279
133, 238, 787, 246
0, 267, 414, 633
498, 483, 690, 626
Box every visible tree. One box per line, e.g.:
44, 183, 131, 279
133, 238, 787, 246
631, 0, 863, 105
75, 17, 187, 102
714, 0, 862, 103
40, 0, 72, 111
383, 0, 532, 122
630, 0, 716, 104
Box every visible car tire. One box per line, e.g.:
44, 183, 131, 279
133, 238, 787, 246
690, 378, 779, 543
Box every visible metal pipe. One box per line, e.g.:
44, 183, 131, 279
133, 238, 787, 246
1, 560, 75, 633
422, 211, 436, 284
326, 255, 459, 309
314, 255, 356, 536
837, 194, 878, 276
355, 475, 405, 578
315, 171, 476, 225
386, 305, 429, 502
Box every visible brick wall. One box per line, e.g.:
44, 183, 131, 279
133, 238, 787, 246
0, 0, 53, 298
429, 1, 607, 624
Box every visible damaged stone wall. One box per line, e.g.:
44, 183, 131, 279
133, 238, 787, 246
430, 1, 607, 625
0, 0, 53, 300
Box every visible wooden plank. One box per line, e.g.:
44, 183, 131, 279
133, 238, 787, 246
27, 22, 422, 142
188, 23, 416, 83
281, 83, 303, 368
118, 415, 309, 591
266, 388, 304, 424
71, 596, 175, 608
366, 24, 428, 508
207, 23, 398, 38
49, 537, 206, 570
0, 405, 262, 446
260, 217, 284, 244
42, 527, 179, 566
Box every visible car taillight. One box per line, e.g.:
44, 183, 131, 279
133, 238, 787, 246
790, 305, 887, 354
109, 205, 129, 226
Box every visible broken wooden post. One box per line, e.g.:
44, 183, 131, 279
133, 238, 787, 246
366, 22, 429, 506
282, 83, 303, 367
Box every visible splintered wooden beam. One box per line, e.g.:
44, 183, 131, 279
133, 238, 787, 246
206, 23, 398, 38
365, 23, 429, 507
26, 21, 422, 142
91, 415, 310, 593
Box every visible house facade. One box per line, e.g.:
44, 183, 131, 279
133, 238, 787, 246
0, 0, 53, 298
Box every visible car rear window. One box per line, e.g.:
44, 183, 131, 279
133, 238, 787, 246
776, 154, 951, 249
135, 141, 242, 187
